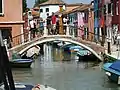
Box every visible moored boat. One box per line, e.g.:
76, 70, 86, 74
0, 83, 56, 90
103, 60, 120, 84
0, 83, 34, 90
32, 84, 56, 90
10, 59, 33, 68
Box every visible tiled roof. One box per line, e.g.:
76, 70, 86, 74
54, 4, 82, 15
31, 10, 39, 17
54, 4, 93, 15
72, 4, 93, 12
65, 3, 83, 7
39, 0, 65, 6
62, 6, 80, 14
33, 7, 39, 10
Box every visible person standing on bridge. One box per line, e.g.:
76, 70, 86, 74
30, 19, 36, 39
63, 15, 68, 35
51, 12, 57, 35
46, 13, 52, 35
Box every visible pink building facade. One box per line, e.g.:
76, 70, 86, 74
88, 8, 94, 41
0, 0, 24, 47
77, 12, 85, 38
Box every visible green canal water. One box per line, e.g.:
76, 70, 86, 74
12, 44, 120, 90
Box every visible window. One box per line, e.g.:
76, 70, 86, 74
28, 11, 32, 15
99, 0, 102, 3
116, 1, 119, 15
40, 9, 43, 13
108, 3, 111, 14
106, 4, 108, 14
84, 12, 88, 21
104, 5, 106, 14
111, 3, 113, 15
46, 8, 49, 12
0, 0, 3, 15
106, 3, 113, 15
34, 9, 39, 12
95, 10, 99, 18
99, 9, 102, 18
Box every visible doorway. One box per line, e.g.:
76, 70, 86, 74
0, 27, 12, 49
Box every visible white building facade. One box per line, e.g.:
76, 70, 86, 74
39, 0, 66, 20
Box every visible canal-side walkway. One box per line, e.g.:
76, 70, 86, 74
105, 44, 120, 60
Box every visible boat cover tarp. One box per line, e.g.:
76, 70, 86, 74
69, 46, 83, 50
109, 60, 120, 72
16, 85, 33, 90
77, 50, 90, 56
62, 44, 76, 49
103, 63, 120, 76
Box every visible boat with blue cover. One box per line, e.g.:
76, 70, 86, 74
103, 60, 120, 84
10, 59, 33, 68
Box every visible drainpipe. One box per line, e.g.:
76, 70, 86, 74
21, 25, 24, 44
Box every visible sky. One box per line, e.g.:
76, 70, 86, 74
27, 0, 91, 8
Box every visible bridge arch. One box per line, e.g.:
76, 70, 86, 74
18, 35, 103, 61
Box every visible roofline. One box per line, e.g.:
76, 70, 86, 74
65, 3, 83, 7
39, 3, 66, 6
63, 5, 93, 15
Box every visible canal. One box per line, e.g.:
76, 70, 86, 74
12, 43, 120, 90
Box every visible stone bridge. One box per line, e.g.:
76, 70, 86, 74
9, 35, 105, 61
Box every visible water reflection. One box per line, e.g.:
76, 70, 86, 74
12, 43, 120, 90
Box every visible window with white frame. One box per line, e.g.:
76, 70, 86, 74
0, 0, 3, 14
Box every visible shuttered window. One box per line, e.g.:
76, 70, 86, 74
0, 0, 2, 13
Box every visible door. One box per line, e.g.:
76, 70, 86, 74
0, 27, 12, 49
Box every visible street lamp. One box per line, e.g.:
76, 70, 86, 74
0, 30, 15, 90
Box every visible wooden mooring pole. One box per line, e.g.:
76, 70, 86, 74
0, 30, 15, 90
